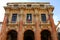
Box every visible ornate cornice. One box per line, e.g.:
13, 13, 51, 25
4, 2, 54, 10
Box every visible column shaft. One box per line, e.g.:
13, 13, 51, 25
49, 15, 58, 40
18, 20, 23, 40
1, 15, 7, 40
35, 21, 40, 40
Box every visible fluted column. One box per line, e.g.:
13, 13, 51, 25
49, 14, 58, 40
18, 20, 23, 40
1, 15, 7, 40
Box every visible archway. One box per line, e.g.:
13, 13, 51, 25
58, 32, 60, 40
41, 30, 52, 40
24, 30, 34, 40
7, 30, 17, 40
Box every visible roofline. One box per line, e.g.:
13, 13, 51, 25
7, 2, 50, 5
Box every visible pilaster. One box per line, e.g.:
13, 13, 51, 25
49, 14, 58, 40
18, 20, 23, 40
35, 21, 40, 40
1, 15, 7, 40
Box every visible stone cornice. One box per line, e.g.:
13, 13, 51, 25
4, 2, 54, 10
7, 2, 50, 5
4, 6, 54, 10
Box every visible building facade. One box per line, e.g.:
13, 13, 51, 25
56, 21, 60, 40
0, 2, 58, 40
56, 21, 60, 32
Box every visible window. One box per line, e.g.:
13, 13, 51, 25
12, 14, 17, 23
26, 14, 32, 23
41, 14, 46, 22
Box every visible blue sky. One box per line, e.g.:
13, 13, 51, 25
0, 0, 60, 25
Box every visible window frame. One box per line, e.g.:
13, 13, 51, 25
26, 14, 32, 23
11, 14, 17, 23
41, 14, 46, 22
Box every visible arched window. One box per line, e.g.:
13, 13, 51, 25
7, 30, 17, 40
24, 30, 34, 40
41, 30, 52, 40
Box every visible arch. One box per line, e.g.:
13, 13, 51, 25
58, 32, 60, 40
41, 30, 52, 40
6, 30, 17, 40
24, 30, 34, 40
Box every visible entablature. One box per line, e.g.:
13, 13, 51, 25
6, 22, 51, 27
4, 5, 53, 9
4, 2, 54, 12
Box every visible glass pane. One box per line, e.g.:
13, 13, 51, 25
26, 14, 32, 23
12, 14, 17, 23
41, 14, 46, 22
